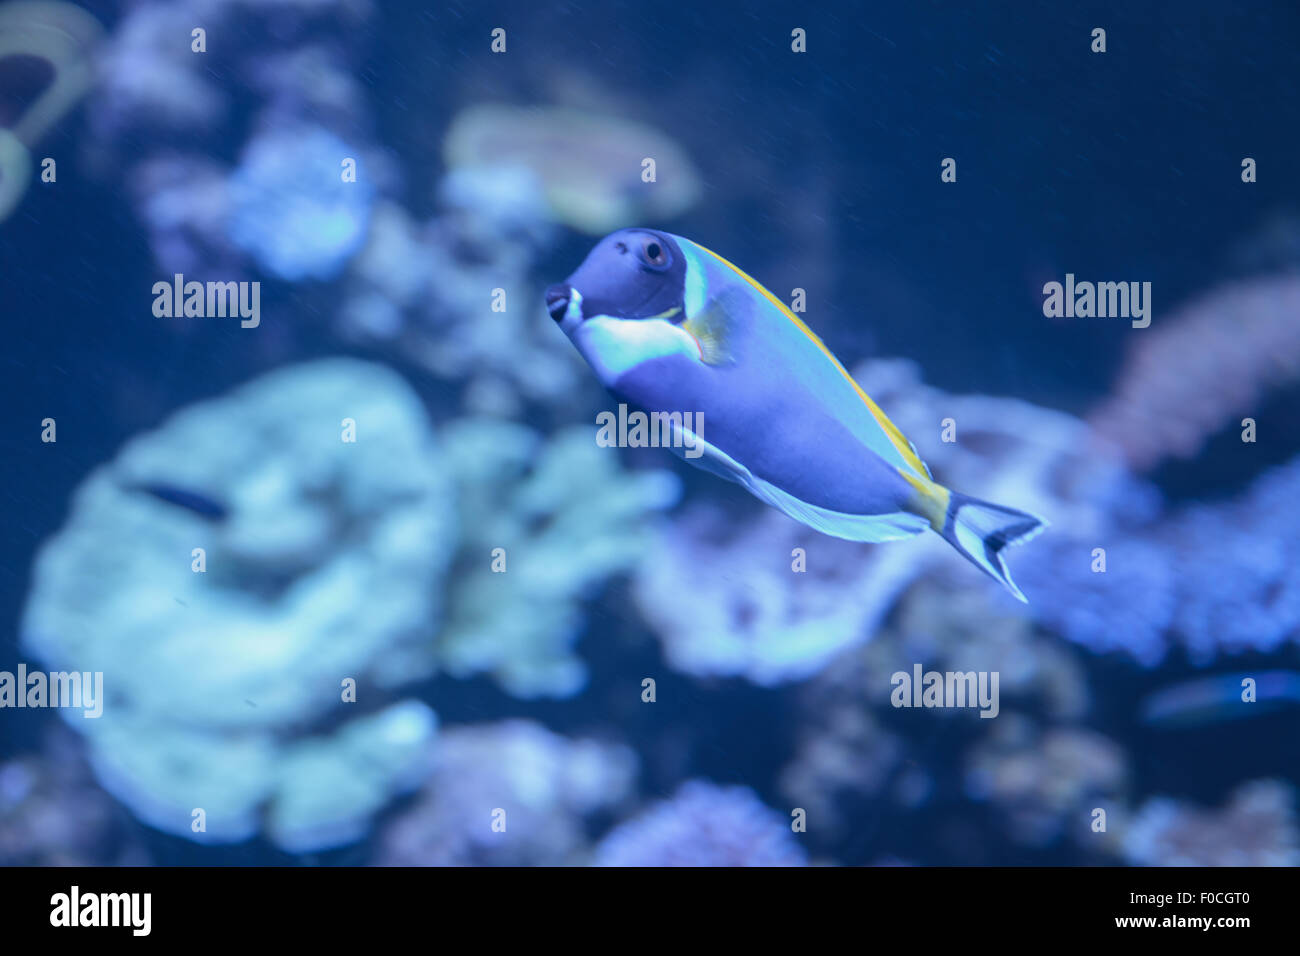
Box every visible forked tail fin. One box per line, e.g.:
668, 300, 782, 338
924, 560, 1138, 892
939, 492, 1047, 602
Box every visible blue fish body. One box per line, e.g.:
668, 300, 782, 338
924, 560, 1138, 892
547, 229, 1045, 599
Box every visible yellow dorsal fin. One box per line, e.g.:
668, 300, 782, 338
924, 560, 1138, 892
692, 241, 932, 479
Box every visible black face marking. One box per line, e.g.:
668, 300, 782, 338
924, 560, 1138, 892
558, 228, 687, 322
545, 284, 569, 322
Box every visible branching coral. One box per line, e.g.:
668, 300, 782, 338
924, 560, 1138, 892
436, 419, 679, 698
1089, 275, 1300, 472
339, 190, 583, 414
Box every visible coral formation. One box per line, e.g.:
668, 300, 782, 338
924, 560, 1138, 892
21, 359, 452, 849
376, 720, 637, 866
18, 360, 681, 845
0, 729, 148, 866
338, 188, 582, 414
1019, 454, 1300, 666
1089, 275, 1300, 472
964, 718, 1127, 849
1120, 780, 1299, 867
437, 419, 679, 698
781, 577, 1094, 840
227, 123, 376, 281
593, 780, 807, 867
635, 503, 943, 685
84, 0, 382, 278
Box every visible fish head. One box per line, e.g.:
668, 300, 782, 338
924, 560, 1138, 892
546, 228, 686, 334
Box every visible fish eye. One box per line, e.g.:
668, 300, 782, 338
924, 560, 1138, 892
639, 235, 670, 270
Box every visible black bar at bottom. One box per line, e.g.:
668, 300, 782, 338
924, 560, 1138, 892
0, 865, 1284, 942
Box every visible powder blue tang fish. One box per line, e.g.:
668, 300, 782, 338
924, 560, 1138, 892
546, 229, 1046, 600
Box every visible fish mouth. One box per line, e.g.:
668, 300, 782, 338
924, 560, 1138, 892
545, 284, 571, 323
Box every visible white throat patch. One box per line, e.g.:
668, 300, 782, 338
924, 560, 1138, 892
569, 311, 699, 384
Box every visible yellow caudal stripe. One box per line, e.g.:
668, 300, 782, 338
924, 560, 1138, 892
898, 467, 951, 530
692, 241, 933, 481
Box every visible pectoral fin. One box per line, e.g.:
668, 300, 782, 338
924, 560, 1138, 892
681, 288, 746, 366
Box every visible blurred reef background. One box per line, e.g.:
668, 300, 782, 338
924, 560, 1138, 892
1, 0, 1298, 866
